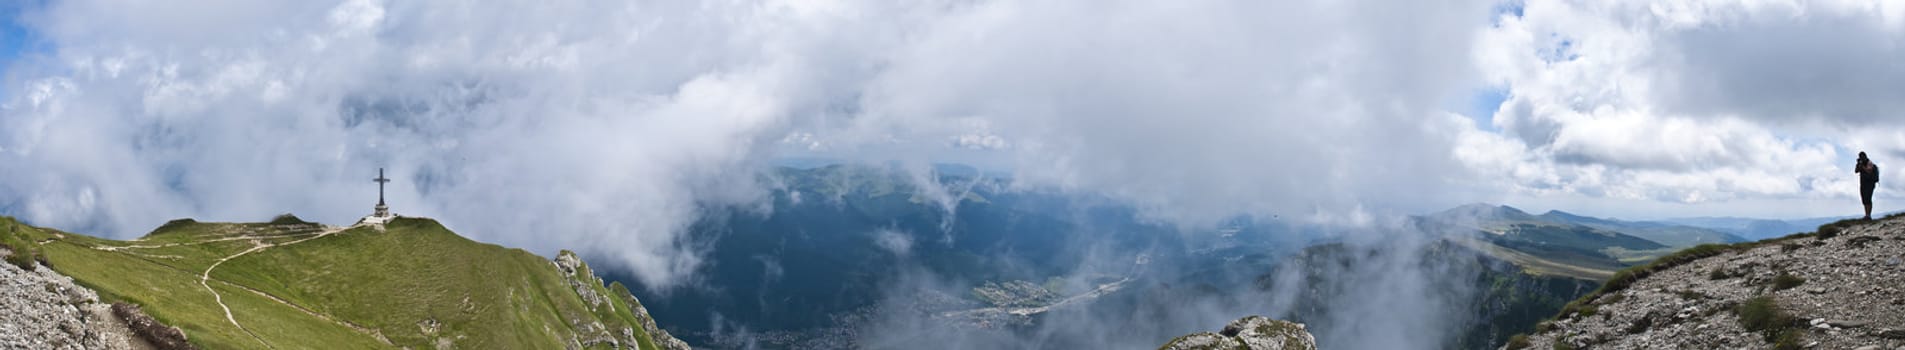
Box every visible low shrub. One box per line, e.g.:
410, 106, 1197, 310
1575, 305, 1599, 317
1815, 218, 1864, 240
1, 242, 34, 271
1504, 334, 1530, 350
1771, 272, 1805, 291
1737, 296, 1800, 343
3, 253, 32, 271
1709, 268, 1730, 280
1772, 330, 1803, 350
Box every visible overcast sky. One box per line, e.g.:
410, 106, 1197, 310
2, 0, 1903, 287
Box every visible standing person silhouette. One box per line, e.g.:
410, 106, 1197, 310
1856, 152, 1881, 220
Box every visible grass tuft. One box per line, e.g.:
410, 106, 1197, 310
1737, 296, 1801, 343
1771, 272, 1805, 291
1772, 330, 1803, 350
1553, 341, 1576, 350
1504, 334, 1530, 350
1815, 217, 1865, 240
0, 221, 45, 271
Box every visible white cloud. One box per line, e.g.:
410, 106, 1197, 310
871, 228, 912, 257
0, 0, 874, 289
830, 0, 1496, 224
1, 0, 1496, 289
1469, 0, 1905, 214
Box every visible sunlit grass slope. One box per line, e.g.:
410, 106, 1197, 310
1, 215, 665, 350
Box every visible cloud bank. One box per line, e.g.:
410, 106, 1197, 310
6, 0, 1905, 289
1467, 0, 1905, 217
0, 0, 1493, 290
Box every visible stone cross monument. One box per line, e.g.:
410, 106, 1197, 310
372, 168, 391, 218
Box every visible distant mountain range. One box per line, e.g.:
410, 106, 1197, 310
1420, 203, 1749, 279
1659, 215, 1853, 241
0, 161, 1856, 350
1430, 203, 1748, 248
597, 164, 1844, 349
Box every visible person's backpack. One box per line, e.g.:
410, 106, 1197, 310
1874, 163, 1881, 183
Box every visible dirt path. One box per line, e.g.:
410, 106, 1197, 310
95, 233, 316, 251
199, 225, 349, 349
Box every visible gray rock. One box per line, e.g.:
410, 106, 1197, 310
1161, 315, 1316, 350
1161, 332, 1243, 350
0, 250, 129, 350
1502, 217, 1905, 350
1828, 320, 1870, 328
1880, 329, 1905, 339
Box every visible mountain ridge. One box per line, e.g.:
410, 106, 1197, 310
0, 214, 690, 350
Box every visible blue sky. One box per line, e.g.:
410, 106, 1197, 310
1458, 87, 1508, 132
0, 1, 45, 98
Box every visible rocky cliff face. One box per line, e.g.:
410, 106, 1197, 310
1159, 315, 1317, 350
0, 248, 168, 350
555, 250, 691, 350
1506, 216, 1905, 350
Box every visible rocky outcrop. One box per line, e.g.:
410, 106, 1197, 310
1507, 216, 1905, 349
0, 248, 157, 350
1160, 315, 1316, 350
629, 299, 692, 350
114, 303, 194, 350
556, 250, 691, 350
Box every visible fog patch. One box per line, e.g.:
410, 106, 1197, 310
849, 215, 1484, 349
872, 228, 914, 258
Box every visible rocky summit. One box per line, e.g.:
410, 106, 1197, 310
1159, 315, 1317, 350
1507, 215, 1905, 350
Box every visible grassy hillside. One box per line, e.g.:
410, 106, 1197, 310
0, 215, 677, 350
1423, 204, 1692, 276
1537, 210, 1746, 247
